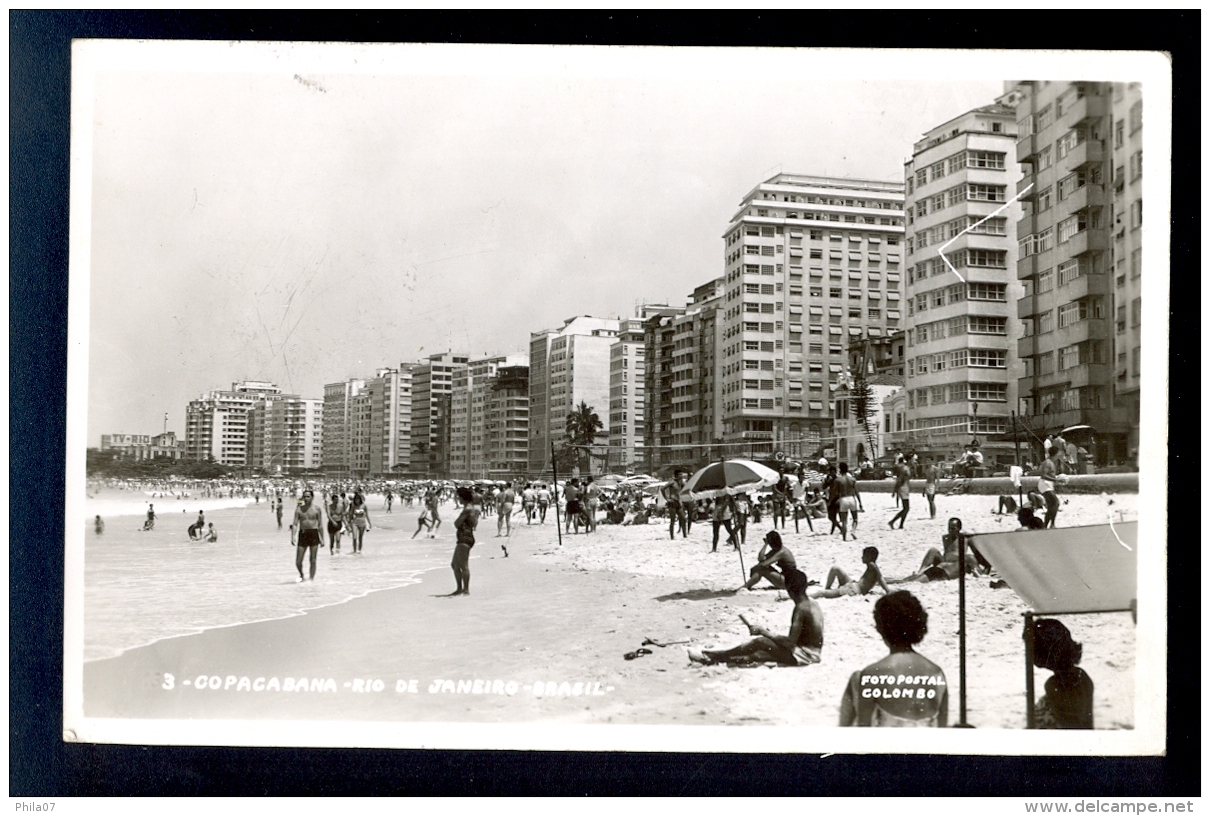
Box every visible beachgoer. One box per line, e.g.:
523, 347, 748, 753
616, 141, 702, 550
425, 489, 442, 537
275, 498, 284, 530
94, 515, 105, 536
413, 506, 433, 539
1017, 507, 1046, 530
772, 475, 791, 530
347, 493, 371, 554
710, 493, 738, 553
563, 479, 582, 534
496, 484, 515, 555
888, 457, 911, 530
812, 546, 890, 599
823, 465, 841, 535
521, 484, 537, 524
888, 517, 987, 583
144, 504, 156, 531
835, 462, 863, 541
290, 489, 325, 583
327, 494, 345, 554
741, 530, 797, 591
1037, 446, 1067, 528
688, 569, 823, 667
1029, 618, 1094, 729
451, 486, 481, 596
536, 484, 551, 524
205, 523, 218, 543
584, 476, 600, 532
733, 492, 751, 546
838, 590, 949, 726
662, 470, 689, 539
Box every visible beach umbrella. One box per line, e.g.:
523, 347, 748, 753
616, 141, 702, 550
682, 459, 780, 501
595, 474, 621, 488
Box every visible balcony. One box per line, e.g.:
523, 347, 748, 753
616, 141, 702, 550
1016, 134, 1037, 164
1055, 317, 1110, 345
940, 231, 1008, 254
1017, 335, 1038, 358
1018, 407, 1112, 432
1061, 363, 1112, 390
1017, 297, 1038, 320
1061, 139, 1104, 173
1016, 254, 1036, 281
1063, 182, 1105, 212
1059, 93, 1108, 128
1016, 175, 1038, 199
1056, 271, 1109, 300
1061, 229, 1108, 257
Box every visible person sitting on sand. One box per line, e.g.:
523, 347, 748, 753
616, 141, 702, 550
838, 590, 948, 726
812, 546, 890, 599
688, 569, 823, 667
887, 517, 988, 584
1017, 507, 1046, 530
1030, 618, 1094, 729
205, 523, 218, 543
740, 530, 797, 591
803, 488, 827, 521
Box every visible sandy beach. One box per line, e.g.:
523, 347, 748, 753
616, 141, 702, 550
81, 490, 1137, 729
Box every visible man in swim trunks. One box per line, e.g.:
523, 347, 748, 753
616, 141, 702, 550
290, 489, 325, 582
888, 456, 911, 530
812, 546, 890, 599
327, 493, 345, 554
583, 476, 600, 533
835, 462, 863, 541
888, 517, 987, 583
662, 470, 689, 540
535, 484, 551, 523
689, 569, 823, 667
521, 483, 537, 524
838, 590, 948, 726
496, 483, 515, 553
563, 479, 583, 534
425, 488, 442, 537
741, 530, 797, 591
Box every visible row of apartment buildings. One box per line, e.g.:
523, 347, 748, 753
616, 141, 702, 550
167, 80, 1143, 477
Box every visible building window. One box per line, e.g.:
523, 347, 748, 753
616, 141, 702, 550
1130, 199, 1143, 229
1129, 100, 1142, 133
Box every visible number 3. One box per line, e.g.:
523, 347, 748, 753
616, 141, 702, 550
162, 673, 174, 690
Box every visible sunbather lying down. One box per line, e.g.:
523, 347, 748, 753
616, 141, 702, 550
811, 547, 889, 599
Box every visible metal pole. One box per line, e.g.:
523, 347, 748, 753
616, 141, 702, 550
1023, 612, 1036, 729
551, 440, 563, 547
1011, 411, 1024, 506
958, 532, 968, 727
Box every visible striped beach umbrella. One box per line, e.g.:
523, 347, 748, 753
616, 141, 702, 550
682, 459, 780, 501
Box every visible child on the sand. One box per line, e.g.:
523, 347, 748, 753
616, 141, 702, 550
1030, 618, 1094, 729
811, 546, 890, 599
412, 507, 433, 539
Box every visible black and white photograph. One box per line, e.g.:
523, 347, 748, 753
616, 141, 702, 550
60, 41, 1169, 756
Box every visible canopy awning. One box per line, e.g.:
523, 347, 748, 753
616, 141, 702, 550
968, 521, 1137, 614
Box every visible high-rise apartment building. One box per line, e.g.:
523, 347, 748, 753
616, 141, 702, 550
1109, 82, 1143, 457
449, 354, 527, 479
410, 352, 468, 478
717, 174, 906, 460
607, 306, 678, 473
1013, 81, 1129, 463
247, 395, 323, 473
643, 281, 724, 470
184, 380, 282, 466
322, 377, 365, 476
527, 316, 620, 474
902, 102, 1024, 468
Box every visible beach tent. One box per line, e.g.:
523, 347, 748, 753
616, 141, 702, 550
966, 521, 1137, 728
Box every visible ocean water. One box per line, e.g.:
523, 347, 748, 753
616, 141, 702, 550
82, 493, 453, 662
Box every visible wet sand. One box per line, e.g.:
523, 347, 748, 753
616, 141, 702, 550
82, 492, 1137, 729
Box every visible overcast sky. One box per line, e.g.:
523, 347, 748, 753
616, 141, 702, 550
84, 47, 1006, 445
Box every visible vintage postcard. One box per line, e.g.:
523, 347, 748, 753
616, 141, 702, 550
63, 42, 1169, 754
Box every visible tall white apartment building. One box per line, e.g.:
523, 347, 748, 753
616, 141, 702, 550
184, 380, 282, 466
902, 101, 1024, 468
322, 377, 365, 476
449, 353, 527, 479
409, 352, 468, 478
247, 395, 323, 473
1109, 82, 1143, 457
527, 316, 620, 474
718, 174, 906, 460
607, 306, 676, 473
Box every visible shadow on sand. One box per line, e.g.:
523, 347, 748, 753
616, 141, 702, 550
654, 588, 737, 602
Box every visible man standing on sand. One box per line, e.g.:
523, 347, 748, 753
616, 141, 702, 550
888, 456, 911, 530
275, 498, 284, 530
835, 462, 863, 541
689, 569, 823, 667
496, 483, 515, 553
923, 461, 939, 519
1038, 446, 1064, 528
290, 489, 325, 583
584, 475, 601, 533
662, 470, 690, 540
536, 483, 551, 524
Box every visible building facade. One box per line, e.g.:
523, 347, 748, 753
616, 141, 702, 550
902, 102, 1024, 468
247, 395, 323, 474
184, 380, 282, 467
642, 281, 725, 471
847, 330, 906, 380
1013, 81, 1129, 464
832, 376, 904, 463
483, 364, 530, 479
607, 306, 678, 473
410, 352, 468, 478
527, 316, 620, 475
1109, 82, 1143, 458
99, 431, 184, 461
449, 354, 527, 479
321, 377, 365, 476
717, 174, 906, 460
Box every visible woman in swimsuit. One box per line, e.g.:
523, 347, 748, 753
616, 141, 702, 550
348, 493, 371, 554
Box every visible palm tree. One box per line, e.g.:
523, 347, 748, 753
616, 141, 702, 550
565, 401, 604, 475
